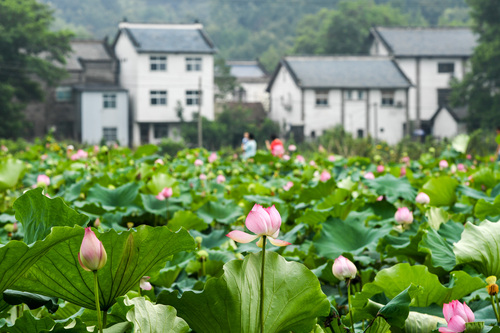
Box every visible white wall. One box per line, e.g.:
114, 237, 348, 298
303, 89, 342, 137
239, 82, 269, 110
81, 91, 129, 146
433, 110, 459, 139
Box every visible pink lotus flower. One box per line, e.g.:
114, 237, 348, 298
283, 154, 290, 161
93, 145, 100, 153
376, 195, 384, 201
288, 144, 297, 152
41, 154, 48, 161
332, 255, 357, 281
199, 173, 207, 180
37, 174, 50, 186
320, 170, 331, 182
457, 163, 466, 172
78, 227, 107, 272
401, 156, 410, 164
226, 204, 291, 247
400, 167, 406, 177
156, 187, 173, 200
283, 181, 294, 191
194, 159, 203, 166
376, 165, 385, 173
140, 276, 152, 291
416, 192, 430, 205
439, 300, 475, 333
1, 145, 8, 152
208, 152, 217, 163
364, 172, 375, 180
328, 155, 335, 162
216, 174, 226, 184
466, 154, 472, 160
154, 158, 164, 165
439, 160, 449, 168
309, 160, 316, 167
71, 149, 88, 160
272, 145, 285, 157
318, 145, 326, 153
395, 207, 413, 224
296, 155, 305, 163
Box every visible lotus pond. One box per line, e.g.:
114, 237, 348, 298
0, 138, 500, 333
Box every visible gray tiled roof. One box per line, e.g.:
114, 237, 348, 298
66, 40, 112, 71
374, 27, 476, 57
228, 61, 267, 78
125, 27, 215, 54
284, 56, 411, 89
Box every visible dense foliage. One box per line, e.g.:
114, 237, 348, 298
0, 135, 499, 331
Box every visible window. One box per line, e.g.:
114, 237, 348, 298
154, 123, 169, 139
103, 127, 117, 142
103, 94, 116, 108
357, 129, 364, 138
186, 90, 200, 105
438, 63, 454, 73
437, 89, 452, 106
186, 57, 202, 71
315, 90, 329, 106
55, 87, 72, 102
345, 90, 364, 100
358, 90, 365, 100
345, 90, 353, 100
381, 90, 395, 106
150, 91, 167, 105
150, 56, 167, 71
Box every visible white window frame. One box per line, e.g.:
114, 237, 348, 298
315, 90, 329, 106
150, 90, 167, 105
150, 56, 167, 71
186, 57, 202, 71
103, 127, 117, 142
103, 94, 116, 109
186, 90, 200, 105
381, 90, 395, 106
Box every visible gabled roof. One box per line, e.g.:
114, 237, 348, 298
267, 56, 412, 91
227, 61, 268, 79
371, 27, 476, 57
116, 22, 216, 54
431, 105, 468, 124
66, 40, 114, 71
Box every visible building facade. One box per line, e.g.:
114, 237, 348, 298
267, 56, 412, 144
113, 22, 216, 146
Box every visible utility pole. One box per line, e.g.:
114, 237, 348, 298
374, 102, 378, 142
197, 76, 203, 148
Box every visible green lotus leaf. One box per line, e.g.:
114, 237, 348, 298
0, 158, 25, 191
86, 182, 140, 211
365, 316, 391, 333
363, 174, 416, 203
12, 225, 195, 311
422, 176, 458, 207
157, 251, 330, 333
474, 196, 500, 220
404, 311, 445, 333
14, 188, 89, 244
454, 220, 500, 277
168, 210, 208, 232
196, 200, 244, 225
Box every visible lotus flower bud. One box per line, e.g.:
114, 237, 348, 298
332, 255, 357, 281
156, 187, 173, 200
415, 192, 430, 205
288, 144, 296, 152
140, 276, 152, 291
78, 227, 107, 272
320, 170, 331, 182
457, 163, 466, 172
199, 173, 207, 180
216, 174, 226, 184
395, 207, 413, 224
364, 172, 375, 180
376, 165, 385, 173
194, 159, 203, 166
37, 174, 50, 187
283, 181, 294, 191
296, 155, 305, 163
328, 155, 335, 162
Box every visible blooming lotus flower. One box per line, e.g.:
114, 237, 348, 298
364, 172, 375, 180
156, 187, 173, 200
71, 149, 88, 160
283, 154, 290, 161
401, 156, 410, 164
466, 154, 472, 160
208, 152, 217, 163
283, 181, 294, 191
328, 155, 335, 162
199, 173, 207, 180
216, 174, 226, 184
227, 204, 291, 247
377, 195, 384, 201
439, 160, 449, 168
320, 170, 331, 182
416, 192, 430, 205
439, 300, 475, 333
37, 174, 50, 186
288, 144, 297, 152
332, 255, 357, 281
457, 163, 466, 172
272, 144, 285, 157
376, 165, 385, 173
400, 167, 406, 177
309, 160, 316, 167
140, 276, 152, 291
296, 155, 305, 163
154, 158, 164, 165
194, 159, 203, 166
395, 207, 413, 224
78, 227, 107, 272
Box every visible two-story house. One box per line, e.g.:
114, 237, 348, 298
23, 39, 129, 145
369, 27, 476, 138
113, 22, 216, 146
227, 60, 269, 110
266, 56, 412, 144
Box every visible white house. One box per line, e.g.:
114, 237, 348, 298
113, 22, 216, 146
227, 60, 269, 110
266, 56, 412, 144
369, 27, 476, 138
430, 105, 467, 140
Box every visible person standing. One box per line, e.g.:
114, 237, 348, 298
242, 132, 257, 160
266, 134, 284, 157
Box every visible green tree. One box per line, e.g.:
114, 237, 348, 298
214, 56, 237, 101
0, 0, 72, 138
293, 0, 413, 55
450, 0, 500, 130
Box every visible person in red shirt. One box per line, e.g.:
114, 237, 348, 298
266, 134, 285, 157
